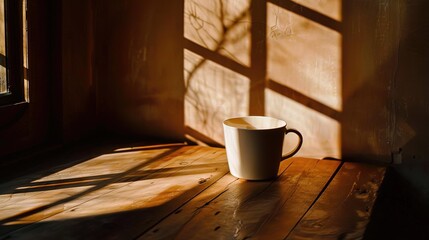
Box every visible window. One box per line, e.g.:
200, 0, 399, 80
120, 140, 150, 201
0, 0, 27, 105
0, 0, 7, 94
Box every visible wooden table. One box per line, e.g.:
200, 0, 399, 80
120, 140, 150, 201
0, 144, 385, 239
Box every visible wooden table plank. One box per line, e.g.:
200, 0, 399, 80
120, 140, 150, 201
139, 158, 294, 240
0, 145, 184, 235
1, 146, 229, 239
142, 157, 340, 240
286, 162, 386, 239
140, 171, 239, 240
250, 158, 341, 240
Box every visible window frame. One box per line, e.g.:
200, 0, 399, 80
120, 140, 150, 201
0, 0, 25, 106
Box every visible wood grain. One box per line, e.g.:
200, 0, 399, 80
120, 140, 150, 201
286, 162, 386, 239
0, 146, 183, 233
251, 158, 341, 239
0, 145, 386, 240
1, 146, 229, 239
142, 158, 340, 240
139, 158, 294, 240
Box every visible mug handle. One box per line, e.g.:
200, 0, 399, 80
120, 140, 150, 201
281, 128, 303, 160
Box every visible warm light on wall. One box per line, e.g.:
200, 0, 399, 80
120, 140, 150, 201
266, 89, 341, 159
184, 0, 343, 159
290, 0, 342, 22
184, 0, 251, 67
267, 2, 342, 112
266, 1, 342, 158
184, 0, 252, 144
185, 49, 250, 144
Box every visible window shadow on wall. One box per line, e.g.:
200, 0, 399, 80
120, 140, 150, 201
184, 0, 411, 162
184, 0, 342, 159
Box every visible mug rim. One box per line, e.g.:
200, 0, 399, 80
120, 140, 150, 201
223, 116, 287, 130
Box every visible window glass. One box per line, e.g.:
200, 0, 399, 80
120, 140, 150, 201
22, 0, 28, 100
0, 0, 6, 94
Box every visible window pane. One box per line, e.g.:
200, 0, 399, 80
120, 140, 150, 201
0, 0, 6, 94
23, 0, 28, 100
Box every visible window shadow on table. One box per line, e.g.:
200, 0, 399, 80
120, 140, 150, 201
0, 141, 229, 238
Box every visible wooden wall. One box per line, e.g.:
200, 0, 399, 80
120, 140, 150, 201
391, 0, 429, 204
59, 0, 97, 142
33, 0, 186, 145
93, 0, 185, 140
342, 0, 401, 161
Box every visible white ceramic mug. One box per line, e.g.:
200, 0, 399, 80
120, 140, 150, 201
223, 116, 303, 180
